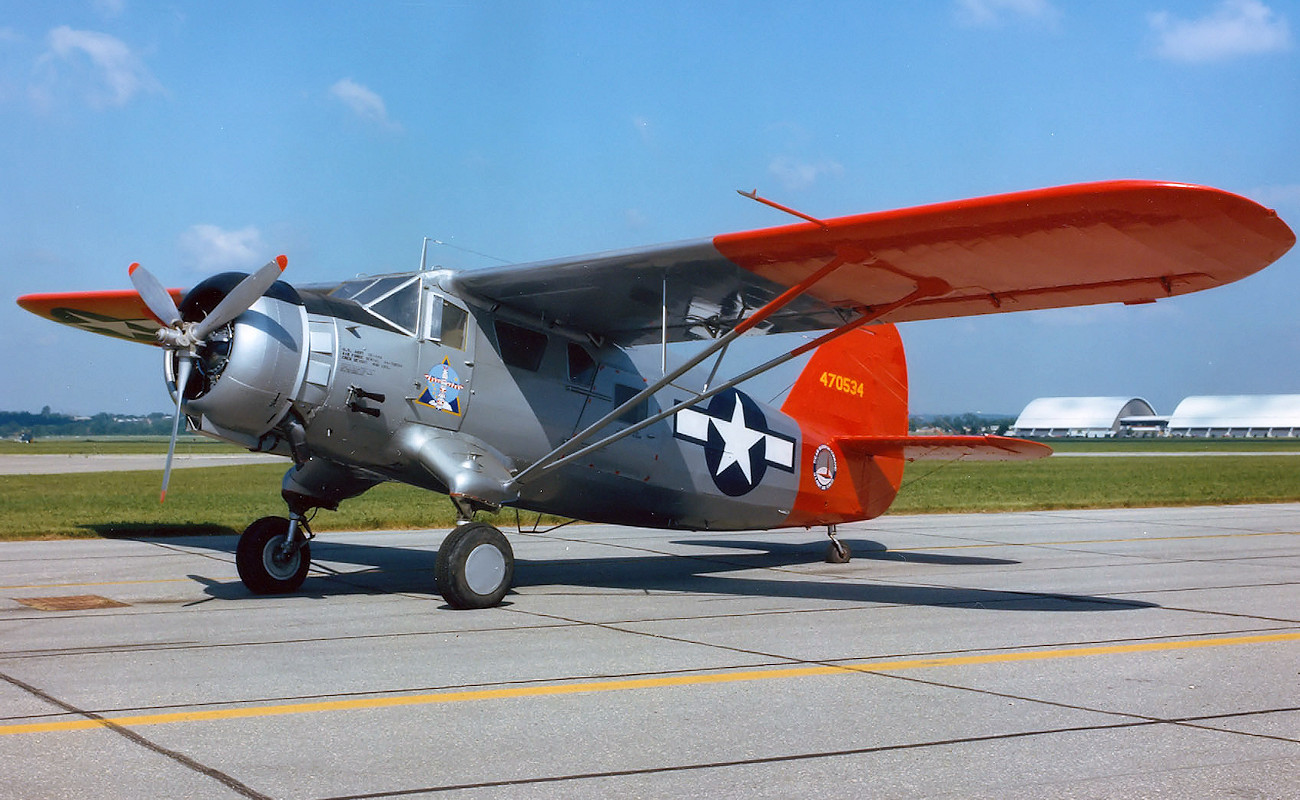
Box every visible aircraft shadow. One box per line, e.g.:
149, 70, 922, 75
159, 533, 1154, 613
89, 522, 240, 538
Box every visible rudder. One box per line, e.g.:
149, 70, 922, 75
780, 324, 909, 525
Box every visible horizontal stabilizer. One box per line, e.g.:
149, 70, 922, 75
835, 434, 1052, 462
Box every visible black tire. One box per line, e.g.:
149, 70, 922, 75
825, 541, 852, 564
435, 522, 514, 609
236, 516, 311, 594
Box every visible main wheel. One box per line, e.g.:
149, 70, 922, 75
825, 540, 852, 564
435, 522, 514, 609
236, 516, 311, 594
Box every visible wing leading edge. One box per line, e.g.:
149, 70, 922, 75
453, 181, 1294, 344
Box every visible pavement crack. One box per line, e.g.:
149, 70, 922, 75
306, 718, 1164, 799
0, 669, 272, 800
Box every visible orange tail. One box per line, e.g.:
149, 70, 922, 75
780, 324, 909, 526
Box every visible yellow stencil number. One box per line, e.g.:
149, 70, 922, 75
819, 371, 865, 398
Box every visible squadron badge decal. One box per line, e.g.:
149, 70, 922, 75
674, 388, 795, 496
417, 358, 464, 415
813, 444, 837, 490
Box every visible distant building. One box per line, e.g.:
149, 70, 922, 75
1008, 397, 1159, 438
1167, 395, 1300, 437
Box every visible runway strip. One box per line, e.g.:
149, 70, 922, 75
1, 504, 1297, 799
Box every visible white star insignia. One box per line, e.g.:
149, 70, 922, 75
709, 395, 766, 481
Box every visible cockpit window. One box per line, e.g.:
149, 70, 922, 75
329, 275, 420, 335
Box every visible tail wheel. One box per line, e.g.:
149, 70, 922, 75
435, 522, 514, 609
236, 516, 311, 594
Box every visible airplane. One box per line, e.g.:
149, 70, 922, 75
17, 180, 1295, 609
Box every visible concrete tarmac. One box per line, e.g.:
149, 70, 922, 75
1, 504, 1297, 799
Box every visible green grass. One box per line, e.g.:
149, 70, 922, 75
891, 454, 1300, 514
0, 465, 541, 540
2, 451, 1299, 540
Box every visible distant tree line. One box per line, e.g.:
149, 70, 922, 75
1, 408, 173, 438
910, 413, 1016, 435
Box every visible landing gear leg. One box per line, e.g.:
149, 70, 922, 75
435, 521, 514, 609
825, 523, 851, 564
236, 514, 312, 594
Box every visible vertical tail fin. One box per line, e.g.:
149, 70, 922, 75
781, 324, 909, 525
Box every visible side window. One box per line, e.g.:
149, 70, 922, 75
494, 320, 548, 371
567, 343, 597, 387
424, 295, 468, 350
614, 384, 648, 424
424, 294, 444, 341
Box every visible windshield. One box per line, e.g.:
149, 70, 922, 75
329, 275, 420, 335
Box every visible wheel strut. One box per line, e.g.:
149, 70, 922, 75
825, 524, 851, 564
277, 513, 312, 559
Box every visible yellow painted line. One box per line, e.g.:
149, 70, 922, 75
891, 530, 1298, 552
3, 631, 1297, 737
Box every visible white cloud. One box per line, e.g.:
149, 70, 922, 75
40, 26, 160, 108
1150, 0, 1292, 62
768, 157, 844, 191
93, 0, 127, 18
178, 225, 269, 274
330, 78, 400, 130
954, 0, 1059, 27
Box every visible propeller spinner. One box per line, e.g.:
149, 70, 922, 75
128, 255, 288, 501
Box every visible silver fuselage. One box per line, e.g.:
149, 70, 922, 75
173, 270, 803, 531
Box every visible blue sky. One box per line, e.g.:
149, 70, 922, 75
2, 0, 1297, 416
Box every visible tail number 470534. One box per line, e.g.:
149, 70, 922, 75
820, 371, 865, 398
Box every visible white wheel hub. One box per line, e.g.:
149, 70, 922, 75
464, 543, 507, 595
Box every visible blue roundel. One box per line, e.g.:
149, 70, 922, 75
703, 390, 771, 496
673, 388, 797, 498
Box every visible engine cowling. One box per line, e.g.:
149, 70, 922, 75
163, 272, 308, 446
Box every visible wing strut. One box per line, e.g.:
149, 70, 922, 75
503, 269, 950, 493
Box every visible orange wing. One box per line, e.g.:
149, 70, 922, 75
20, 182, 1296, 347
17, 289, 182, 345
715, 181, 1296, 323
454, 181, 1294, 344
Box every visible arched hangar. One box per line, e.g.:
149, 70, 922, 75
1167, 395, 1300, 437
1008, 397, 1157, 438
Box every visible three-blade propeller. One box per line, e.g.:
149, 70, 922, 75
128, 256, 288, 502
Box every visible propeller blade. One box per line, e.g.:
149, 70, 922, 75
160, 355, 192, 503
128, 262, 182, 328
192, 255, 288, 341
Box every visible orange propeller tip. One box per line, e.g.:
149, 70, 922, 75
129, 262, 140, 274
275, 254, 288, 270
